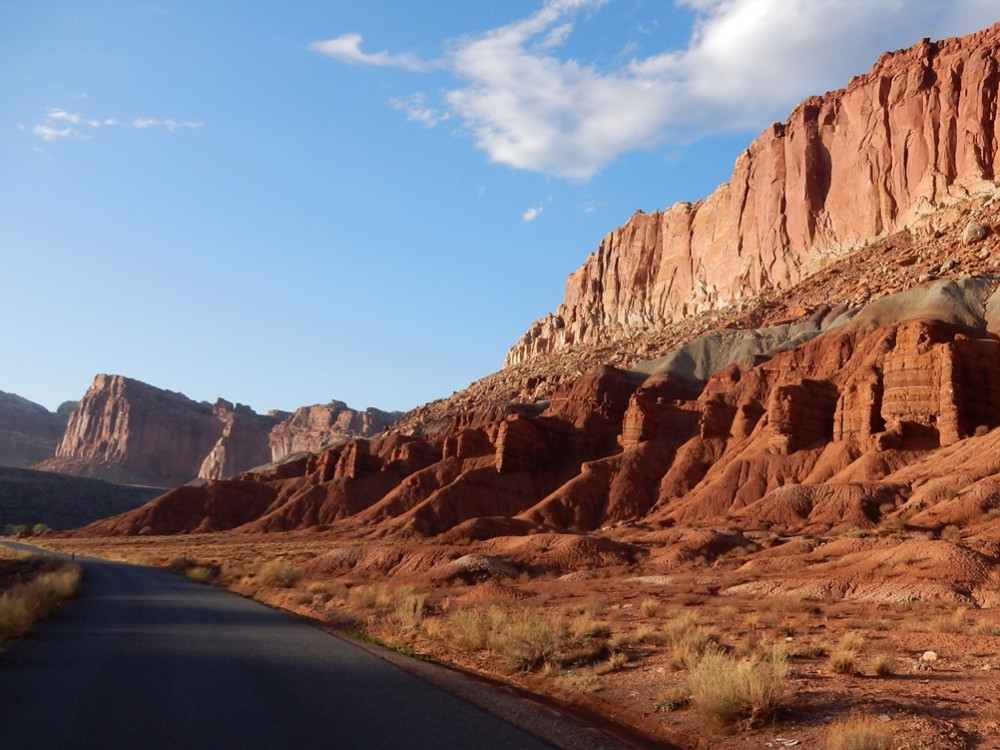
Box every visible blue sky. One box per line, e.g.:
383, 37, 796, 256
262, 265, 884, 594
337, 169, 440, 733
2, 1, 997, 415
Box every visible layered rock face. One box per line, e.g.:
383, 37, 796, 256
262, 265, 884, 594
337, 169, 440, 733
506, 23, 1000, 366
268, 401, 402, 461
0, 392, 73, 468
81, 23, 1000, 541
38, 375, 400, 487
86, 281, 1000, 538
44, 375, 242, 486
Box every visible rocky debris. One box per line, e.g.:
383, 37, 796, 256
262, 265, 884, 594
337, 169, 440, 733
962, 220, 990, 244
507, 24, 1000, 367
427, 554, 521, 583
0, 391, 72, 469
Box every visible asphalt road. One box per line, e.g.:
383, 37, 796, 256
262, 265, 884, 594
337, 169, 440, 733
0, 546, 630, 750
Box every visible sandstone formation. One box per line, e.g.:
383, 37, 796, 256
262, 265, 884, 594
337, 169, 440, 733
0, 391, 72, 469
506, 23, 1000, 367
269, 401, 402, 461
34, 375, 400, 488
81, 24, 1000, 560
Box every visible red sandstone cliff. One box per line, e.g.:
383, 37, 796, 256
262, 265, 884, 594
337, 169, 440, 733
80, 23, 1000, 542
506, 24, 1000, 366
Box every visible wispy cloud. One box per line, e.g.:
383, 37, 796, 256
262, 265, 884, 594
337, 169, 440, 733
523, 195, 553, 222
308, 32, 434, 72
389, 93, 452, 127
312, 0, 1000, 180
28, 107, 202, 142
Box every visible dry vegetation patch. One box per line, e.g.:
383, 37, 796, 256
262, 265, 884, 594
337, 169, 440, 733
0, 548, 81, 645
35, 530, 1000, 749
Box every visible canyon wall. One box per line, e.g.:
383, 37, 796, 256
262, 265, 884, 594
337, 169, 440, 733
35, 374, 401, 487
506, 24, 1000, 366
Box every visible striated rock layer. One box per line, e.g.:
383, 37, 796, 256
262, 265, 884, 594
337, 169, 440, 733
506, 23, 1000, 367
36, 375, 401, 488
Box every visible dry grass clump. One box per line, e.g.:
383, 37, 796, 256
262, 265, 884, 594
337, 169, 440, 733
168, 556, 219, 583
688, 647, 789, 732
654, 610, 719, 670
255, 558, 303, 588
640, 596, 661, 618
494, 610, 562, 671
442, 605, 618, 673
871, 652, 898, 676
828, 632, 866, 675
0, 558, 82, 644
824, 714, 894, 750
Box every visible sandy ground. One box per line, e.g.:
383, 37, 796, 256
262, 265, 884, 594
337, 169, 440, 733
24, 529, 1000, 750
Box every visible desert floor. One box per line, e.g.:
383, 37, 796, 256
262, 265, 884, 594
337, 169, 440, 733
21, 528, 1000, 750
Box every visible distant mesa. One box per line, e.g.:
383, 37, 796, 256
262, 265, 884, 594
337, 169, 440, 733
12, 374, 401, 489
0, 390, 74, 469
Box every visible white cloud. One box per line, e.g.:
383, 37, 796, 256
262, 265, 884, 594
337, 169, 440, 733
29, 108, 202, 142
390, 93, 451, 127
314, 0, 1000, 179
523, 195, 553, 221
309, 33, 433, 72
33, 124, 78, 142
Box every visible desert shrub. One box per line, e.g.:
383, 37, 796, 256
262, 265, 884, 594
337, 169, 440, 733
825, 714, 894, 750
940, 524, 963, 543
256, 558, 303, 588
688, 648, 788, 732
494, 610, 562, 672
871, 652, 897, 676
827, 650, 858, 675
183, 565, 215, 584
448, 607, 495, 652
379, 590, 428, 639
662, 610, 718, 670
169, 556, 198, 574
972, 617, 1000, 636
640, 596, 661, 618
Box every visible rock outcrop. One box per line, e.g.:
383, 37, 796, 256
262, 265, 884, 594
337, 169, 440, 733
35, 375, 401, 487
79, 23, 1000, 544
0, 392, 72, 469
268, 401, 402, 461
506, 23, 1000, 367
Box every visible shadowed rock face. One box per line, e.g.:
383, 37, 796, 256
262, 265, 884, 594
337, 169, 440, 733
506, 24, 1000, 367
0, 392, 72, 469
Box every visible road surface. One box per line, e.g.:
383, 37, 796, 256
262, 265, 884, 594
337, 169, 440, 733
0, 546, 638, 750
